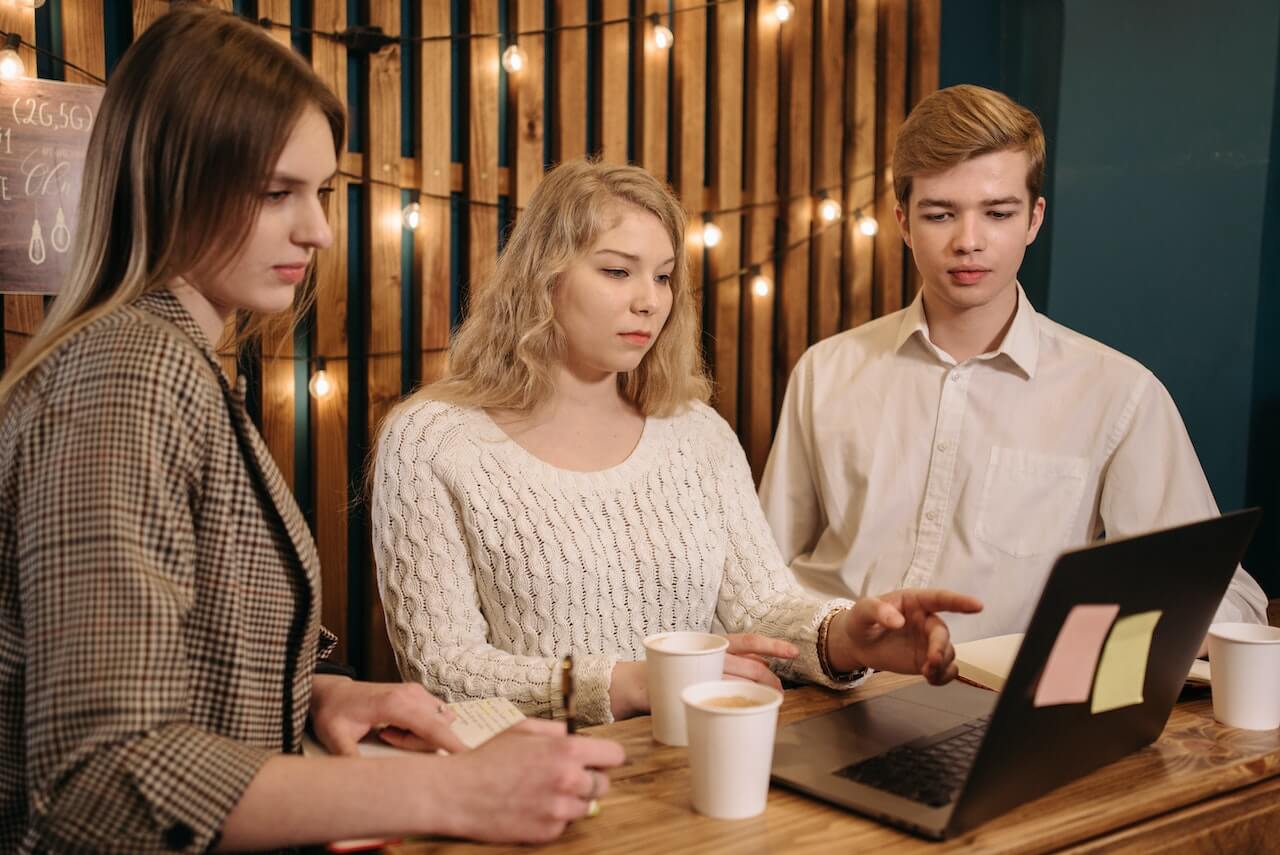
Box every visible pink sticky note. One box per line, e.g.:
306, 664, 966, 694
1033, 604, 1121, 707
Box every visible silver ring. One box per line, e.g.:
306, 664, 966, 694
586, 769, 604, 801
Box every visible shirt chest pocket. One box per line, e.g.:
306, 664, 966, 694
977, 447, 1088, 558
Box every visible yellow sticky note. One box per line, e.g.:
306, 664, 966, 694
1091, 610, 1162, 714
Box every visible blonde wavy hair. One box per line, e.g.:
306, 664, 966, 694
419, 158, 711, 416
0, 4, 344, 410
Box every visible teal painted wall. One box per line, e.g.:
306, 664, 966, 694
942, 0, 1280, 594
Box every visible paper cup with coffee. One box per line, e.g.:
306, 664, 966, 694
681, 680, 784, 819
642, 632, 729, 746
1207, 622, 1280, 731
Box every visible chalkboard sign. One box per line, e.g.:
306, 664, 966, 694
0, 78, 104, 295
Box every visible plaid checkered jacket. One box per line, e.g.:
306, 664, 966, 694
0, 291, 336, 853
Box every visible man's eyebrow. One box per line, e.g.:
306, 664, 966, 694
982, 196, 1024, 207
915, 198, 955, 208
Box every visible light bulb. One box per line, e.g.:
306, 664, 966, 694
402, 202, 421, 231
751, 274, 771, 297
857, 214, 879, 237
309, 368, 334, 399
653, 24, 674, 50
19, 0, 49, 8
502, 44, 526, 73
773, 1, 796, 23
0, 44, 24, 81
702, 221, 723, 248
817, 197, 841, 223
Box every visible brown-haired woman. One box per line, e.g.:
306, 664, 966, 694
0, 6, 620, 852
371, 158, 983, 728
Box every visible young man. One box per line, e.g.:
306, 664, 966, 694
759, 84, 1267, 642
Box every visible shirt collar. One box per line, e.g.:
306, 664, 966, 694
894, 282, 1041, 379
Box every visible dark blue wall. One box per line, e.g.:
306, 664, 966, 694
942, 0, 1280, 595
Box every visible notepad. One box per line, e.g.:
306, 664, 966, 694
302, 696, 527, 759
954, 633, 1024, 692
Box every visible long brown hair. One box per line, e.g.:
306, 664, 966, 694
0, 3, 345, 408
418, 158, 711, 418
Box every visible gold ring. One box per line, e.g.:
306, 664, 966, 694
586, 799, 601, 818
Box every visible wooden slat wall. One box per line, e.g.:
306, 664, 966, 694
1, 0, 940, 678
1, 6, 41, 373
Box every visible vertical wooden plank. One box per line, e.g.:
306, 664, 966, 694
709, 0, 744, 428
843, 0, 877, 329
742, 2, 781, 480
59, 0, 105, 85
1, 6, 42, 373
906, 0, 940, 302
811, 0, 845, 343
638, 0, 668, 179
256, 1, 296, 489
132, 0, 169, 36
469, 5, 500, 291
310, 0, 351, 662
513, 0, 545, 202
420, 0, 452, 385
599, 0, 629, 164
674, 3, 706, 319
874, 0, 907, 318
367, 0, 405, 683
779, 0, 813, 395
555, 0, 587, 162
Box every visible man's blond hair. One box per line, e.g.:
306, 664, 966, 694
892, 84, 1045, 208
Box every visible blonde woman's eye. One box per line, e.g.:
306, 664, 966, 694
656, 274, 672, 286
265, 190, 290, 203
602, 268, 628, 279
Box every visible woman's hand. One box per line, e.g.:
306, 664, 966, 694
309, 674, 468, 755
723, 633, 798, 691
825, 589, 984, 685
432, 719, 626, 843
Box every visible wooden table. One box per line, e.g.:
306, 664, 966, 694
388, 672, 1280, 854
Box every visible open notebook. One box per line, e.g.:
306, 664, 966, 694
955, 633, 1211, 692
302, 697, 526, 853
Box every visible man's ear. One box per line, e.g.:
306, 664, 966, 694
895, 204, 912, 249
1025, 196, 1047, 246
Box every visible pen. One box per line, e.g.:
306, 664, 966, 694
561, 655, 576, 734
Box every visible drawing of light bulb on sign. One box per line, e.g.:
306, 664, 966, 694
50, 206, 70, 254
28, 218, 46, 265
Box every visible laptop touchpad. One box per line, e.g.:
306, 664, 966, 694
775, 692, 980, 773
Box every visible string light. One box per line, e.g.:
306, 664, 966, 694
773, 1, 796, 24
817, 194, 841, 223
751, 270, 772, 297
651, 16, 674, 50
0, 34, 25, 81
401, 202, 421, 230
308, 358, 334, 399
16, 0, 48, 8
701, 219, 723, 248
856, 209, 879, 236
501, 44, 526, 73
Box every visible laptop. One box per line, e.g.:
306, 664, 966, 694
770, 509, 1262, 839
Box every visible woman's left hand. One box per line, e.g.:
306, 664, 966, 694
309, 674, 469, 755
722, 633, 799, 691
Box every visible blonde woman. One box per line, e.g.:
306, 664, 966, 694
372, 159, 983, 727
0, 8, 620, 852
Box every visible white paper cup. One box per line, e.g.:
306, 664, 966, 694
681, 680, 784, 819
643, 632, 729, 746
1207, 622, 1280, 731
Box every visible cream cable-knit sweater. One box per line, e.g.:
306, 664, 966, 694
372, 398, 859, 725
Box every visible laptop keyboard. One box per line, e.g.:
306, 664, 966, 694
836, 715, 991, 808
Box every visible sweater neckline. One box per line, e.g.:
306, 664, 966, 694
472, 407, 665, 490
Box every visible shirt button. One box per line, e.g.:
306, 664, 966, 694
925, 510, 939, 522
937, 442, 949, 453
950, 372, 962, 382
